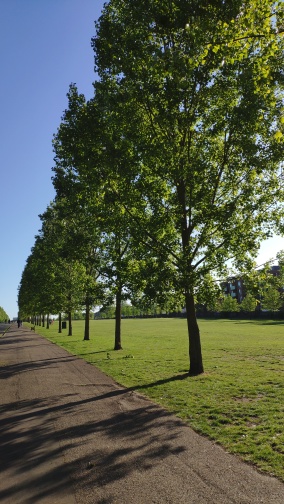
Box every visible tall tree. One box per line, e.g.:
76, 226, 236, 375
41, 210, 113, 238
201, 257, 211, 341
52, 85, 138, 349
0, 307, 10, 322
261, 286, 282, 311
93, 0, 284, 374
18, 237, 55, 323
18, 201, 88, 333
52, 87, 110, 339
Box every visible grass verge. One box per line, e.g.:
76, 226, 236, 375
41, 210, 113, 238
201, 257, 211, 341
27, 317, 284, 481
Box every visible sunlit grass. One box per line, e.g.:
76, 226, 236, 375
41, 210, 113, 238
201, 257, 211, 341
29, 317, 284, 481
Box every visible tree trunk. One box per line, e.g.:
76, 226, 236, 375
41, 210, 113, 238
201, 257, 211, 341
177, 178, 204, 375
58, 313, 62, 333
84, 299, 90, 340
185, 291, 204, 375
68, 311, 72, 336
46, 315, 50, 329
114, 286, 122, 350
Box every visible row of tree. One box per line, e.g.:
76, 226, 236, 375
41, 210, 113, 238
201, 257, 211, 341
96, 255, 284, 317
0, 306, 9, 322
18, 0, 284, 375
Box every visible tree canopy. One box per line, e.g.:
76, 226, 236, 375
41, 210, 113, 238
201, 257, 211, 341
0, 306, 9, 322
92, 0, 284, 373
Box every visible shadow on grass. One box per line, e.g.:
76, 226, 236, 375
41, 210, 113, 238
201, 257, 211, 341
78, 349, 114, 356
203, 319, 284, 326
132, 372, 190, 392
232, 320, 284, 326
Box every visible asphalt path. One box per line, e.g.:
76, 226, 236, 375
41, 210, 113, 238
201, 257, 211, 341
1, 324, 284, 504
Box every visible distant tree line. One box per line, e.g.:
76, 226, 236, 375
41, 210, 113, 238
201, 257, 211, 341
0, 306, 9, 322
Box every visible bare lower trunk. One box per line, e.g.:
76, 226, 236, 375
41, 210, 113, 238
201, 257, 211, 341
185, 291, 204, 375
68, 311, 72, 336
58, 313, 62, 333
46, 315, 50, 329
176, 178, 204, 375
114, 287, 122, 350
84, 301, 90, 341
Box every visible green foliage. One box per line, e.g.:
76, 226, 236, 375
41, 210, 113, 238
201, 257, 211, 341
94, 0, 284, 285
18, 205, 88, 319
195, 274, 223, 311
262, 286, 283, 311
98, 305, 116, 319
0, 306, 9, 322
96, 301, 179, 319
240, 293, 258, 312
93, 0, 284, 372
219, 295, 240, 312
72, 311, 93, 320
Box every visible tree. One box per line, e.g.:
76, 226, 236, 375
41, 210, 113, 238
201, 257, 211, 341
52, 88, 109, 339
240, 293, 257, 312
39, 201, 89, 336
18, 197, 91, 336
240, 256, 284, 311
0, 307, 9, 322
219, 295, 240, 312
262, 286, 282, 311
195, 274, 223, 312
52, 84, 144, 349
18, 237, 56, 324
93, 0, 284, 374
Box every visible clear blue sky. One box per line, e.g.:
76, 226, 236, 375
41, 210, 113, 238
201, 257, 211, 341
0, 0, 283, 319
0, 0, 105, 318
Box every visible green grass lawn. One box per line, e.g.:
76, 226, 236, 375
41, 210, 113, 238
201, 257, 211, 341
29, 317, 284, 481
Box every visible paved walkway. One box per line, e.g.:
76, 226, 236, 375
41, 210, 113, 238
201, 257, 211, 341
0, 324, 284, 503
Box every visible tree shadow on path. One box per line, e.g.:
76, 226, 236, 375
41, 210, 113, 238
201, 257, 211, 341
0, 385, 187, 503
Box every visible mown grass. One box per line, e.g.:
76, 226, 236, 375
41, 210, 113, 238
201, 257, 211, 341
29, 317, 284, 481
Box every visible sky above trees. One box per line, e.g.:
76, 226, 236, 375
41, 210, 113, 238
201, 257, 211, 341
0, 0, 105, 318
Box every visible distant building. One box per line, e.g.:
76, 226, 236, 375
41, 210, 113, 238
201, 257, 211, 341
221, 277, 246, 303
222, 265, 283, 305
270, 265, 280, 277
